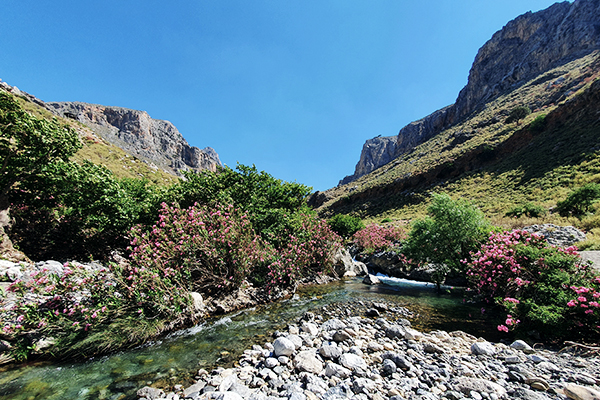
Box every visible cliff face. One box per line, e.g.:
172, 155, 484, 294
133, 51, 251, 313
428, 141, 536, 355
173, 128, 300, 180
339, 136, 398, 186
454, 0, 600, 120
47, 102, 221, 175
342, 0, 600, 185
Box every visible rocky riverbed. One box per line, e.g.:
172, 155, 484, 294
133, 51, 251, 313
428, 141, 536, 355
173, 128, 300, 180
136, 302, 600, 400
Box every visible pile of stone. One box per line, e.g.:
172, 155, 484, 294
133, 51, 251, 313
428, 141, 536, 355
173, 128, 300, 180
137, 311, 600, 400
521, 225, 586, 247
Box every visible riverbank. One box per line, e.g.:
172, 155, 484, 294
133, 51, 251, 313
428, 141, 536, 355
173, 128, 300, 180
139, 304, 600, 400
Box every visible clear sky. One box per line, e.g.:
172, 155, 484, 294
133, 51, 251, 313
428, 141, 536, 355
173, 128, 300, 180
1, 1, 562, 192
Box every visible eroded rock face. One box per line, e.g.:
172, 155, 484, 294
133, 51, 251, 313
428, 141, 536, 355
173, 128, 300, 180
341, 0, 600, 184
339, 136, 399, 186
454, 0, 600, 120
46, 102, 221, 176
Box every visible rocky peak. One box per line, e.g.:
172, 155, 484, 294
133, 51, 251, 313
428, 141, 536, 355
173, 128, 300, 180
339, 136, 398, 186
47, 102, 221, 175
342, 0, 600, 185
454, 0, 600, 119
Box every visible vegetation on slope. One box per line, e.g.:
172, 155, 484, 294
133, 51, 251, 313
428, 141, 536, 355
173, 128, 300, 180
318, 52, 600, 231
0, 91, 341, 362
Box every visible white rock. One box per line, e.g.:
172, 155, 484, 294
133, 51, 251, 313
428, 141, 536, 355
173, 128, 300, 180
213, 392, 244, 400
471, 341, 496, 356
287, 334, 303, 349
510, 340, 533, 353
294, 350, 324, 374
264, 357, 279, 368
301, 322, 319, 336
190, 292, 204, 311
325, 362, 352, 378
321, 318, 347, 331
339, 353, 367, 371
564, 383, 600, 400
404, 328, 423, 341
273, 337, 295, 357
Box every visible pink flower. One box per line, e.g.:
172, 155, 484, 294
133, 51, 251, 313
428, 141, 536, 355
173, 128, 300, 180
497, 325, 509, 332
567, 300, 578, 307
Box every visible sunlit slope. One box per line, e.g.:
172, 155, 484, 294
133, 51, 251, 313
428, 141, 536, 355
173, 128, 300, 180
316, 52, 600, 222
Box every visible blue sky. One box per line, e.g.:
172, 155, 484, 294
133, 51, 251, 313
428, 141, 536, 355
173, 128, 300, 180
1, 1, 561, 191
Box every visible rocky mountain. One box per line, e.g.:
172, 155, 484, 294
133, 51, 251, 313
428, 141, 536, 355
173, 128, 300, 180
341, 0, 600, 185
47, 102, 221, 176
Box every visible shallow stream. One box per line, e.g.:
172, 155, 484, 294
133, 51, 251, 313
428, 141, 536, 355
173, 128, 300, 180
0, 277, 502, 400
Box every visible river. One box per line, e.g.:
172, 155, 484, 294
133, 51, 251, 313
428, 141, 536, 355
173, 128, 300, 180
0, 276, 502, 400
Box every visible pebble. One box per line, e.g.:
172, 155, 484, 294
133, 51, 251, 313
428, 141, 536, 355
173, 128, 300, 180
136, 303, 600, 400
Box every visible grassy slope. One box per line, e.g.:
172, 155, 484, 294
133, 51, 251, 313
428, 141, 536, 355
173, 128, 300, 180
318, 52, 600, 230
15, 95, 177, 186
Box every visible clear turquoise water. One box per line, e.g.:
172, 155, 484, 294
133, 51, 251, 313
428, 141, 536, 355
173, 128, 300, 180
0, 278, 500, 400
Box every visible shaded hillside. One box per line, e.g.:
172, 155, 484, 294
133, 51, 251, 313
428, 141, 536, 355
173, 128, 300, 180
314, 51, 600, 221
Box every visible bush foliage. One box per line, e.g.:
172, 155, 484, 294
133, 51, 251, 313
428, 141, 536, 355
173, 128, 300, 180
402, 193, 493, 273
328, 214, 365, 238
467, 230, 600, 341
504, 202, 546, 218
353, 223, 406, 254
556, 183, 600, 218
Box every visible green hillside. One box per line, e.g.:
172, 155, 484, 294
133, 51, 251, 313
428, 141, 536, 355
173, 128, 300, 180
317, 51, 600, 238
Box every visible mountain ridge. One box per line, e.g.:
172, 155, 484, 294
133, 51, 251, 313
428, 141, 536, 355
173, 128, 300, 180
0, 78, 221, 179
340, 0, 600, 186
47, 101, 221, 177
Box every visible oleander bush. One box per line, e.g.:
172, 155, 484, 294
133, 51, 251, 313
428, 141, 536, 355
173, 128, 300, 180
352, 223, 406, 254
466, 229, 600, 341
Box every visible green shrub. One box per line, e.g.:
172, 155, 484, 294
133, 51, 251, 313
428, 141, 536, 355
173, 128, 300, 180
403, 193, 493, 274
505, 202, 546, 218
327, 214, 365, 237
467, 230, 600, 341
556, 183, 600, 218
506, 106, 531, 125
168, 163, 312, 245
0, 92, 81, 202
9, 161, 160, 260
529, 114, 547, 133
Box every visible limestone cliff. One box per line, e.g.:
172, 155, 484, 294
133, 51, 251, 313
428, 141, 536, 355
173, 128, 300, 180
342, 0, 600, 185
47, 102, 221, 175
339, 136, 398, 186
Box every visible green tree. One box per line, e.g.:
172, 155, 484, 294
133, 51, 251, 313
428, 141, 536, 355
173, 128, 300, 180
402, 193, 493, 286
0, 92, 81, 259
168, 163, 313, 245
327, 214, 365, 238
10, 160, 161, 259
0, 92, 81, 204
506, 106, 531, 125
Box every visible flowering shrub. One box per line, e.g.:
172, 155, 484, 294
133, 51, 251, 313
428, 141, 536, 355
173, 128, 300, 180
1, 263, 123, 360
263, 213, 342, 288
466, 229, 600, 340
353, 224, 406, 254
126, 202, 264, 318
